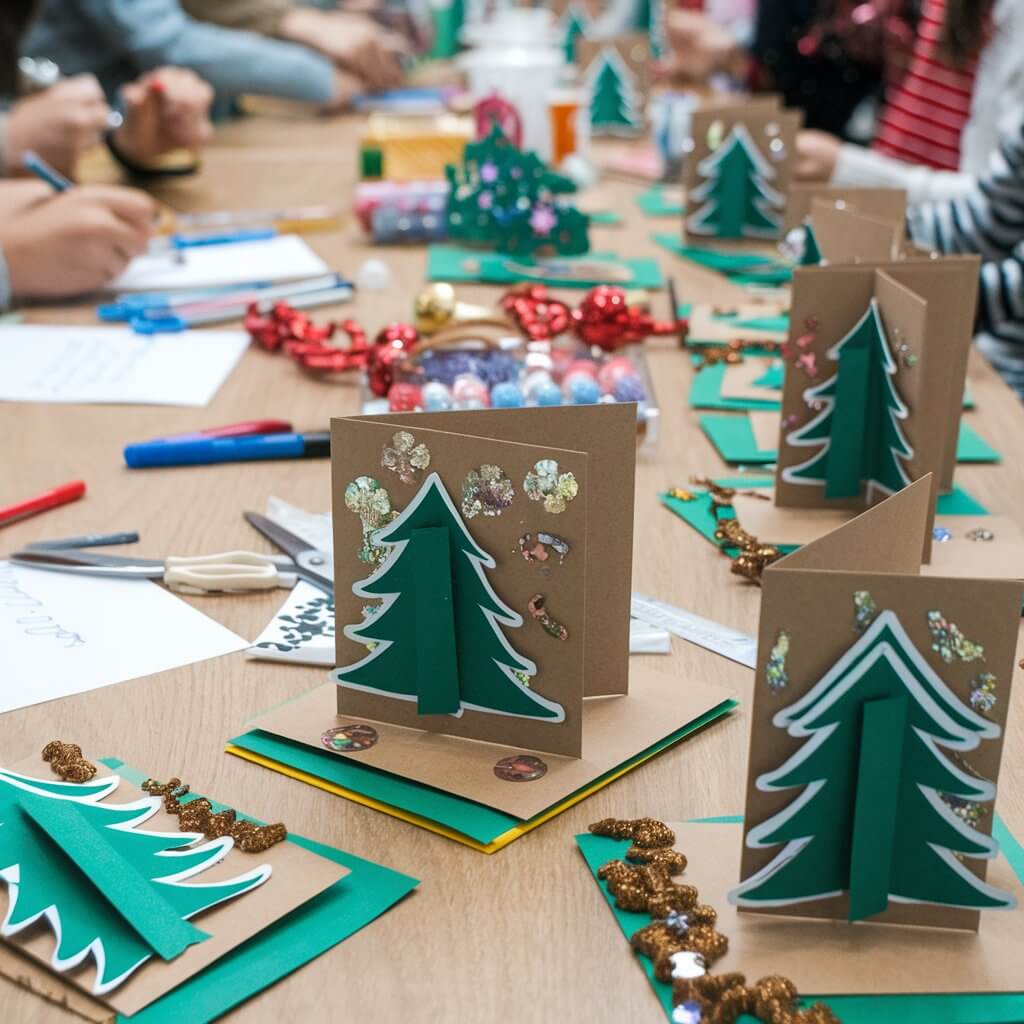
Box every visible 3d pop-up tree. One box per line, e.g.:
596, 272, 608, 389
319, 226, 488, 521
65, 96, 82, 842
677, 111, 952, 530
335, 472, 566, 721
586, 47, 643, 136
687, 123, 784, 239
0, 769, 269, 994
561, 4, 588, 64
731, 610, 1013, 921
783, 298, 912, 502
445, 121, 590, 257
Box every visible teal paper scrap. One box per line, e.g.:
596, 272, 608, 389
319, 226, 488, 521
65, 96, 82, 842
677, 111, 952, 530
636, 186, 685, 217
652, 233, 793, 286
576, 816, 1024, 1023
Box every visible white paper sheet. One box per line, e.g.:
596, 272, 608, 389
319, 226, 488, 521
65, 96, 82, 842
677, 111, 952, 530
630, 592, 757, 668
0, 562, 249, 714
0, 325, 248, 406
111, 235, 329, 292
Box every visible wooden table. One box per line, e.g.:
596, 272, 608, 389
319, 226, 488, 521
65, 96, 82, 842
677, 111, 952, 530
4, 114, 1024, 1024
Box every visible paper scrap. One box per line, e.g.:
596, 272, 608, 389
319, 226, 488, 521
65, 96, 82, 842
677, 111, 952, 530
265, 496, 334, 554
0, 326, 248, 406
0, 562, 249, 713
630, 592, 757, 668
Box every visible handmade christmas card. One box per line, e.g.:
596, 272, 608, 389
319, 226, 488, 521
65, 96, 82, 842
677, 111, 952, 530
686, 302, 789, 346
775, 258, 981, 525
577, 35, 651, 137
737, 478, 1024, 930
228, 406, 735, 851
683, 103, 802, 242
803, 197, 905, 265
0, 750, 416, 1020
784, 185, 907, 232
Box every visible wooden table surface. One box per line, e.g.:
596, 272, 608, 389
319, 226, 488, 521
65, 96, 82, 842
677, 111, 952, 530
4, 114, 1024, 1024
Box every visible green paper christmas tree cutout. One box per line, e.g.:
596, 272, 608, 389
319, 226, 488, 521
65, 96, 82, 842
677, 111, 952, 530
730, 611, 1014, 920
562, 3, 588, 64
633, 0, 665, 57
783, 299, 913, 502
687, 124, 783, 239
801, 220, 822, 265
0, 768, 269, 995
445, 121, 590, 257
334, 472, 565, 722
587, 47, 643, 136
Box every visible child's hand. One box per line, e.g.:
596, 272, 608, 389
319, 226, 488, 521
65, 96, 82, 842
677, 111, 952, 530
280, 9, 406, 93
0, 185, 155, 298
795, 130, 842, 181
113, 67, 215, 165
6, 75, 112, 177
325, 70, 366, 114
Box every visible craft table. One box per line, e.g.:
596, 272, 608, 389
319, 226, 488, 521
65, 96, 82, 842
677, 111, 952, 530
3, 113, 1024, 1024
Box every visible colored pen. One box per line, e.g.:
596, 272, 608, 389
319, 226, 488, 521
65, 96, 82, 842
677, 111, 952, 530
124, 432, 330, 469
18, 57, 123, 130
148, 227, 277, 257
0, 481, 86, 527
22, 150, 72, 192
144, 419, 294, 443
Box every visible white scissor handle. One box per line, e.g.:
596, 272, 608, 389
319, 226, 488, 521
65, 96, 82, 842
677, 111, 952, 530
163, 550, 297, 594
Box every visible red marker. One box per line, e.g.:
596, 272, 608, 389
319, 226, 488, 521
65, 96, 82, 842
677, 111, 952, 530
0, 481, 86, 528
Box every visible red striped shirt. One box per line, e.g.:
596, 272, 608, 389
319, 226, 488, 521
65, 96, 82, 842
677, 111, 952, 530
873, 0, 977, 171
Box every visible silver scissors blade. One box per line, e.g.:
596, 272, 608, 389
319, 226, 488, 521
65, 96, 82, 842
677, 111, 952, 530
243, 512, 333, 594
11, 549, 165, 579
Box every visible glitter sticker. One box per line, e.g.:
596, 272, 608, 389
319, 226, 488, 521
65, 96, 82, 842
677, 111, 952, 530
670, 951, 707, 980
941, 794, 988, 830
673, 1002, 702, 1024
932, 526, 953, 543
344, 476, 398, 565
519, 532, 570, 571
527, 593, 569, 640
524, 459, 579, 514
969, 672, 997, 714
461, 464, 514, 518
321, 724, 379, 753
967, 528, 995, 542
852, 590, 878, 632
766, 631, 789, 693
927, 610, 985, 664
381, 430, 430, 485
493, 754, 547, 782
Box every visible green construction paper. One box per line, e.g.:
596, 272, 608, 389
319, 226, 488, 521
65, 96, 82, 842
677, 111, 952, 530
411, 526, 460, 715
17, 792, 208, 962
824, 341, 872, 499
958, 422, 1001, 462
729, 314, 791, 333
690, 364, 781, 412
427, 244, 664, 290
735, 611, 1010, 910
337, 474, 561, 721
577, 817, 1024, 1023
0, 769, 264, 994
752, 363, 784, 390
97, 761, 419, 1024
687, 126, 782, 239
801, 221, 822, 265
635, 186, 684, 217
589, 50, 642, 133
653, 233, 792, 285
229, 699, 737, 847
588, 211, 623, 225
847, 696, 908, 922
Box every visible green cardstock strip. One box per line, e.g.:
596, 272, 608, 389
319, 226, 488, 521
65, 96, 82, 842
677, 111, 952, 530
98, 760, 419, 1024
847, 696, 908, 922
652, 233, 793, 285
635, 186, 685, 217
16, 792, 208, 962
588, 211, 623, 225
752, 363, 784, 390
427, 244, 664, 290
411, 526, 460, 715
690, 364, 783, 412
228, 699, 737, 848
824, 342, 873, 499
577, 818, 1024, 1023
801, 221, 822, 265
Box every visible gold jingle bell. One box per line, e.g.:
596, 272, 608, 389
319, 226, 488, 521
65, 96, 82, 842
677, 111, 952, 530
413, 283, 513, 336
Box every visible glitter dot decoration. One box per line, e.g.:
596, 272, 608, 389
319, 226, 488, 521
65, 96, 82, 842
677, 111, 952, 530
322, 724, 379, 753
381, 430, 431, 485
344, 476, 398, 565
932, 526, 953, 543
766, 631, 789, 693
528, 593, 569, 640
941, 793, 988, 829
461, 464, 514, 519
493, 754, 548, 782
519, 532, 570, 569
524, 458, 579, 514
967, 527, 995, 542
852, 590, 878, 632
41, 741, 97, 783
927, 610, 985, 664
969, 672, 998, 714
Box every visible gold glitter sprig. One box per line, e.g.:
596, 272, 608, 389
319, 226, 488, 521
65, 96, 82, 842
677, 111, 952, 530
41, 741, 97, 783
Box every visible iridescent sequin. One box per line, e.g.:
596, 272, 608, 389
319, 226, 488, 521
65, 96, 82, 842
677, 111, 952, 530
524, 458, 579, 514
969, 672, 997, 714
852, 590, 878, 632
927, 610, 985, 664
461, 464, 514, 518
344, 476, 398, 565
381, 430, 430, 485
932, 526, 953, 543
766, 631, 789, 693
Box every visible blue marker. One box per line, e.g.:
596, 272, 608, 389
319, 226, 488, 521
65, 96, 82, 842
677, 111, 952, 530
124, 431, 330, 469
22, 150, 73, 192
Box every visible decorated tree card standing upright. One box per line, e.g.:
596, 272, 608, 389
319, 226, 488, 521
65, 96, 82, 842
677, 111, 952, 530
230, 406, 735, 851
774, 258, 981, 527
577, 35, 651, 137
683, 101, 802, 242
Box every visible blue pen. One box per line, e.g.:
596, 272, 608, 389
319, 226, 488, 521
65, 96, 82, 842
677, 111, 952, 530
124, 431, 330, 469
22, 150, 73, 192
98, 282, 277, 321
168, 227, 277, 249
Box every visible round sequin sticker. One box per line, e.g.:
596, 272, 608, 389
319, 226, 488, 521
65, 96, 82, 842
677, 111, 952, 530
322, 724, 379, 753
493, 754, 548, 782
461, 464, 514, 518
524, 459, 578, 514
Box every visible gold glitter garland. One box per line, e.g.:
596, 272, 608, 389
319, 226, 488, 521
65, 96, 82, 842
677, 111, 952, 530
590, 817, 841, 1024
142, 777, 287, 853
41, 741, 97, 783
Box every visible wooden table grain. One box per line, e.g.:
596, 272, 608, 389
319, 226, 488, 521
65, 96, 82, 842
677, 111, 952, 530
3, 114, 1024, 1024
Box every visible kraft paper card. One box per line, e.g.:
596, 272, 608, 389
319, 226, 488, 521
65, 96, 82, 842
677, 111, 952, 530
580, 819, 1024, 1010
807, 197, 904, 265
738, 479, 1024, 930
0, 754, 356, 1018
577, 34, 651, 138
684, 103, 803, 242
775, 259, 981, 519
784, 185, 908, 232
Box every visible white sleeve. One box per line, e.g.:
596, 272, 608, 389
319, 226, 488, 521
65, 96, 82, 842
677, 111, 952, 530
831, 143, 975, 205
0, 246, 11, 312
